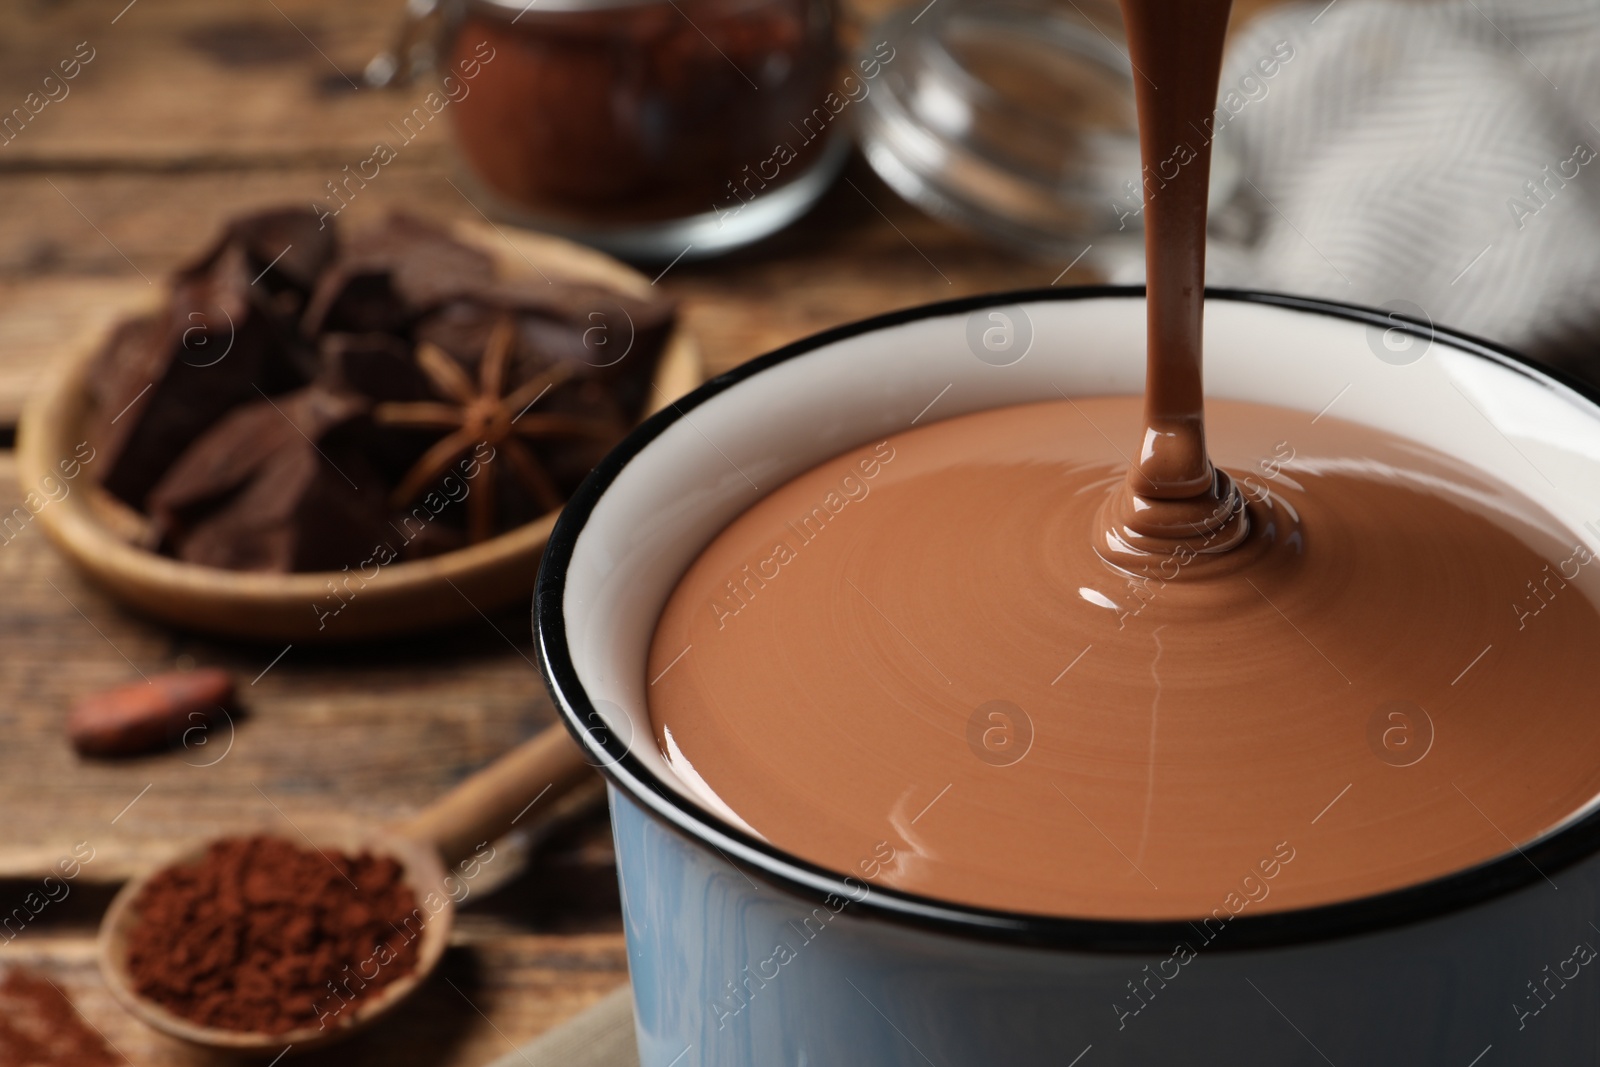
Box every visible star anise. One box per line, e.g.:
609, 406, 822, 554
373, 316, 621, 542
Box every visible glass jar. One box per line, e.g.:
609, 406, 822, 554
855, 0, 1238, 259
442, 0, 845, 261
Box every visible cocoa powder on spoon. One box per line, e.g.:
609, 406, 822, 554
123, 835, 421, 1035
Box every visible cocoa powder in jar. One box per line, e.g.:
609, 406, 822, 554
447, 0, 840, 226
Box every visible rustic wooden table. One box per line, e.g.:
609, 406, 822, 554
0, 1, 1271, 1063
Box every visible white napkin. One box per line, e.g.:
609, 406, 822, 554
1114, 0, 1600, 380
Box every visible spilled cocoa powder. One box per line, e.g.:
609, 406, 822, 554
125, 835, 421, 1034
0, 969, 118, 1067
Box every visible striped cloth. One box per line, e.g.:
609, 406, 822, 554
1116, 0, 1600, 380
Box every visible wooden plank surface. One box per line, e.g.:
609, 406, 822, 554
0, 0, 454, 165
0, 0, 1282, 1062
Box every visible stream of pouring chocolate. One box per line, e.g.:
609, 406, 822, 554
644, 0, 1600, 919
1101, 0, 1248, 563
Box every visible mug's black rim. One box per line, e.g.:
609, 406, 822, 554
535, 285, 1600, 954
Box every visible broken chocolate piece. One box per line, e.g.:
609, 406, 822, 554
178, 207, 337, 299
91, 242, 311, 509
174, 445, 388, 572
315, 332, 441, 487
301, 212, 494, 336
148, 386, 389, 572
171, 207, 336, 344
318, 332, 434, 403
148, 386, 366, 523
89, 205, 679, 572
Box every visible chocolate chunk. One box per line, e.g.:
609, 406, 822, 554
304, 271, 406, 336
412, 299, 498, 367
148, 387, 389, 572
90, 204, 679, 572
147, 386, 364, 520
315, 332, 441, 486
179, 206, 336, 299
87, 313, 162, 423
301, 212, 494, 335
318, 332, 434, 402
175, 448, 388, 572
384, 217, 496, 308
91, 242, 311, 509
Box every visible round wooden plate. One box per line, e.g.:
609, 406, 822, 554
15, 221, 701, 643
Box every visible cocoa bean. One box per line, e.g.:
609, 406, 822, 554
68, 668, 234, 758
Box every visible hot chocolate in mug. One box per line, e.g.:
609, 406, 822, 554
537, 287, 1600, 1067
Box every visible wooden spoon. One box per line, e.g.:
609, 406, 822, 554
97, 723, 595, 1054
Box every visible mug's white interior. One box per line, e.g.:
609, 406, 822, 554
562, 295, 1600, 834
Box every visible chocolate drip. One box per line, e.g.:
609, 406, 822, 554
1101, 0, 1248, 563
